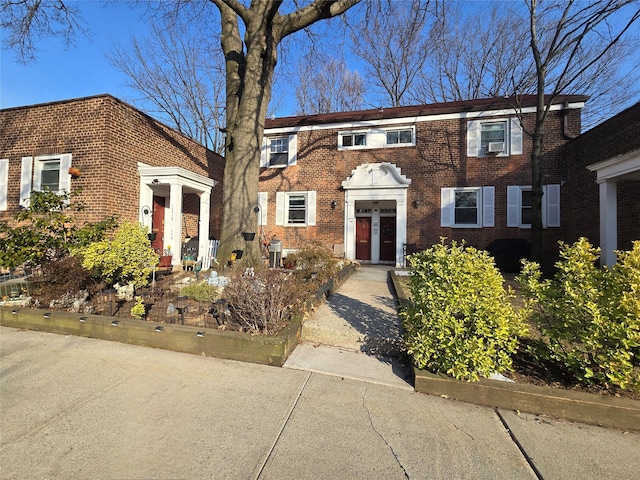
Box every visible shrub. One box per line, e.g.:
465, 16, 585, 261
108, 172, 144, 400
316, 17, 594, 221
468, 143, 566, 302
518, 238, 640, 391
179, 282, 221, 303
0, 189, 117, 269
286, 240, 340, 282
224, 269, 307, 335
130, 296, 146, 319
401, 239, 529, 381
78, 221, 158, 288
29, 255, 103, 307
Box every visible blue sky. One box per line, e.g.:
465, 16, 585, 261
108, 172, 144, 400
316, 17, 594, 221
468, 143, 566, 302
1, 1, 151, 109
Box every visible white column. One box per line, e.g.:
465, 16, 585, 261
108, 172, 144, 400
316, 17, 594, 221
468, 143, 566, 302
396, 197, 408, 268
169, 183, 183, 266
599, 180, 618, 267
198, 190, 211, 268
344, 195, 356, 261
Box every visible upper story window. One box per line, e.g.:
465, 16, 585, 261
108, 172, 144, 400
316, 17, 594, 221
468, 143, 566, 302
386, 128, 413, 145
261, 134, 298, 168
441, 186, 495, 228
338, 126, 416, 150
467, 118, 522, 157
340, 132, 367, 148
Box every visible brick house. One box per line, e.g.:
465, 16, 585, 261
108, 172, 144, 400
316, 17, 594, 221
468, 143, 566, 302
564, 101, 640, 266
258, 95, 587, 268
0, 94, 225, 268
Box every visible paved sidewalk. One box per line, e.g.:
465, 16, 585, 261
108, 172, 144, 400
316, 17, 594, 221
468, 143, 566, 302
2, 326, 640, 479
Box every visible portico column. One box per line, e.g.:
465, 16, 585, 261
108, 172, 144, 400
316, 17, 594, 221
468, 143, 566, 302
170, 183, 183, 266
198, 190, 211, 268
599, 180, 617, 267
396, 198, 408, 267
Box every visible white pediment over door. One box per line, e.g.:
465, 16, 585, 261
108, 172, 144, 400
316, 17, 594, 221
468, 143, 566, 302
341, 163, 411, 190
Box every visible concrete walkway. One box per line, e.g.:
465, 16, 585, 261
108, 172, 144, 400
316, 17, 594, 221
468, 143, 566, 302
285, 264, 413, 389
2, 326, 640, 479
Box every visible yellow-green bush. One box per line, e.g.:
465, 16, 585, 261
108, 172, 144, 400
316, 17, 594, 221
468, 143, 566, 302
402, 240, 529, 381
518, 239, 640, 391
78, 221, 158, 288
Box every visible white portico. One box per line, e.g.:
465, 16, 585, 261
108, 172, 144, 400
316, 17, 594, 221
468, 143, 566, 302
587, 149, 640, 266
342, 163, 411, 267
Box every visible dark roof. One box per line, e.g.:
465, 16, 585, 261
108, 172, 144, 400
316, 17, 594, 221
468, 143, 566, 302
265, 94, 589, 129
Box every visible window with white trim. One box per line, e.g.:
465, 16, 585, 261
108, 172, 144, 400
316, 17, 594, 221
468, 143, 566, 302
275, 191, 316, 226
340, 132, 367, 148
507, 185, 561, 228
261, 134, 297, 168
20, 153, 73, 208
338, 126, 416, 150
441, 186, 495, 228
386, 128, 413, 146
467, 118, 522, 157
0, 159, 8, 211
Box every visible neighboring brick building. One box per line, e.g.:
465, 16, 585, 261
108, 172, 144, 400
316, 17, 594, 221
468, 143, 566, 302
258, 95, 587, 267
564, 101, 640, 265
0, 95, 225, 268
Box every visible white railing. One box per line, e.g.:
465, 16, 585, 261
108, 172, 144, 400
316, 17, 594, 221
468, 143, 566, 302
201, 239, 220, 270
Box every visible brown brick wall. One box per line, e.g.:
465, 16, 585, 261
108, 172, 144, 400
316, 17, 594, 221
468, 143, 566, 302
0, 95, 224, 239
259, 108, 579, 263
564, 102, 640, 252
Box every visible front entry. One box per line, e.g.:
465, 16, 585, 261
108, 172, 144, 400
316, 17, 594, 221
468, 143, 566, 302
379, 217, 396, 262
151, 195, 166, 254
355, 217, 371, 260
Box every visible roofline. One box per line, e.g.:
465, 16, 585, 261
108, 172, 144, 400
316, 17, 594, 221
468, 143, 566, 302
265, 94, 589, 131
0, 94, 221, 158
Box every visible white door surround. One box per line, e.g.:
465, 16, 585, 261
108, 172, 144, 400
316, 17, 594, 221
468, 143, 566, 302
138, 164, 216, 267
341, 163, 411, 267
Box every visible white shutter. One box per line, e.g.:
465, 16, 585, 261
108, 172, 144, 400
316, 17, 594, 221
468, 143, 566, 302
467, 121, 480, 157
275, 191, 285, 225
507, 186, 521, 227
0, 159, 8, 211
306, 190, 316, 226
288, 134, 297, 166
20, 156, 33, 208
482, 186, 494, 227
59, 153, 72, 193
260, 137, 268, 167
510, 118, 523, 155
544, 184, 561, 228
257, 192, 268, 226
440, 188, 453, 227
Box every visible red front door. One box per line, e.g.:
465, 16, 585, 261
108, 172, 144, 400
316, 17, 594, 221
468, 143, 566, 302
151, 196, 165, 254
355, 217, 371, 260
379, 216, 396, 262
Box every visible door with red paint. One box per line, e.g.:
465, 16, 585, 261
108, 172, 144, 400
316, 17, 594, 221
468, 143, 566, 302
379, 216, 396, 262
355, 217, 371, 260
151, 195, 165, 254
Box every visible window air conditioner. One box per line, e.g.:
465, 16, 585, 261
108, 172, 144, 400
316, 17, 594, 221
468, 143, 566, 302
487, 142, 505, 153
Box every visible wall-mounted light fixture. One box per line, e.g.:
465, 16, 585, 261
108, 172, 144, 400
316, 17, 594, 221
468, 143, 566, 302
413, 199, 421, 208
152, 178, 160, 184
330, 200, 337, 210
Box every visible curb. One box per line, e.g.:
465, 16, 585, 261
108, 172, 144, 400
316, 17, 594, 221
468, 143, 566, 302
390, 271, 640, 432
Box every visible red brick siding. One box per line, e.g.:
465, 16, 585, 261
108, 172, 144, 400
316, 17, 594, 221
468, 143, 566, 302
259, 108, 579, 264
564, 102, 640, 252
0, 95, 224, 240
